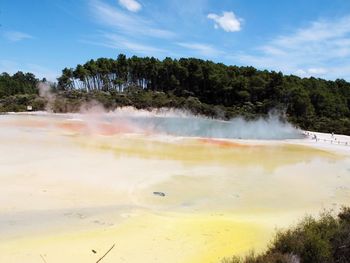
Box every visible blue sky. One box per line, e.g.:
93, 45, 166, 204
1, 0, 350, 81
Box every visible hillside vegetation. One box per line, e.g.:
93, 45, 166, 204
224, 207, 350, 263
1, 54, 350, 134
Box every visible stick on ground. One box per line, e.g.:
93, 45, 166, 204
96, 244, 115, 263
40, 254, 47, 263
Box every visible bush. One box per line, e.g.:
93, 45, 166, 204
224, 207, 350, 263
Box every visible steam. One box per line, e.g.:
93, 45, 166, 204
35, 85, 302, 140
66, 107, 303, 140
115, 111, 302, 140
38, 82, 56, 111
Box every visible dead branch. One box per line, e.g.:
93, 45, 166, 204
40, 254, 47, 263
96, 243, 115, 263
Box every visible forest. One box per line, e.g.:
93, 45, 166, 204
1, 54, 350, 134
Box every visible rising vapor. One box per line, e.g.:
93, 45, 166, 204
72, 107, 303, 140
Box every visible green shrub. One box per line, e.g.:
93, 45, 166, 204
224, 207, 350, 263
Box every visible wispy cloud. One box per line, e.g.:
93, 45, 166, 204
118, 0, 142, 12
207, 11, 242, 32
236, 15, 350, 80
83, 33, 167, 56
3, 31, 33, 42
102, 33, 167, 54
177, 42, 222, 57
90, 0, 174, 39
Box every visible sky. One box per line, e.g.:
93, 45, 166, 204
1, 0, 350, 81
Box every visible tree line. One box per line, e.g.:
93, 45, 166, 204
0, 71, 39, 98
57, 54, 350, 132
0, 71, 47, 112
1, 54, 350, 134
57, 54, 350, 119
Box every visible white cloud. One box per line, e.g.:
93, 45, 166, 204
177, 42, 222, 57
235, 15, 350, 80
90, 0, 174, 39
293, 68, 327, 77
3, 31, 33, 42
207, 11, 242, 32
307, 67, 327, 75
118, 0, 141, 12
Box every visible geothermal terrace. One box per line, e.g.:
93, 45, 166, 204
0, 110, 349, 263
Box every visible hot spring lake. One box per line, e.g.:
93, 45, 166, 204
1, 111, 350, 263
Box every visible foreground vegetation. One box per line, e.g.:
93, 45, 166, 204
1, 54, 350, 134
224, 207, 350, 263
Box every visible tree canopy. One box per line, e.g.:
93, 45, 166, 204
1, 54, 350, 134
56, 54, 350, 133
0, 71, 39, 98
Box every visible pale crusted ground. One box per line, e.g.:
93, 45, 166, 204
0, 113, 349, 263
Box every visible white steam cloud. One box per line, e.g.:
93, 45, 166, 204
38, 82, 56, 111
69, 107, 303, 140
